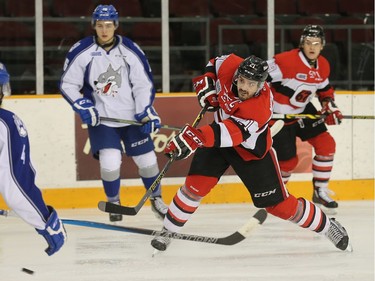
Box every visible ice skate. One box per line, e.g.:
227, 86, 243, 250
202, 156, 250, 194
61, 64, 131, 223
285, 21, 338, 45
151, 227, 172, 251
325, 218, 352, 251
150, 196, 168, 220
108, 201, 123, 222
313, 187, 338, 214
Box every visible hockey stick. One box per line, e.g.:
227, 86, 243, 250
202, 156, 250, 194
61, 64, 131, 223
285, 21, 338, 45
272, 113, 375, 120
270, 120, 284, 137
98, 106, 209, 216
0, 208, 267, 246
100, 117, 182, 131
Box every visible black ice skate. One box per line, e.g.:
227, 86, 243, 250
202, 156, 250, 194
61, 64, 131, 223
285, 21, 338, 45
313, 186, 338, 214
325, 218, 352, 251
151, 227, 172, 251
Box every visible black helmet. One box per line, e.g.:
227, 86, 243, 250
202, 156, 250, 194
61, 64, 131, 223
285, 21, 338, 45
237, 55, 269, 82
300, 24, 326, 46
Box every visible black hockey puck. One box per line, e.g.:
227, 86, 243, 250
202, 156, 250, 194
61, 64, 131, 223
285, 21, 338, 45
21, 268, 34, 275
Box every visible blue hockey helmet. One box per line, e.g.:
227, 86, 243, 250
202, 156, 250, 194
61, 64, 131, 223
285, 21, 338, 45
91, 5, 119, 28
0, 62, 11, 105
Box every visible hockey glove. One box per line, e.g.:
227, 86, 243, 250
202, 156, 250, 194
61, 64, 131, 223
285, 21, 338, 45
164, 124, 206, 160
73, 98, 100, 127
320, 101, 343, 125
192, 75, 219, 112
134, 106, 161, 134
36, 206, 67, 256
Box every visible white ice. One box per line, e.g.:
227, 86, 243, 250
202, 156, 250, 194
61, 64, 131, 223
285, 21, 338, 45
0, 201, 374, 281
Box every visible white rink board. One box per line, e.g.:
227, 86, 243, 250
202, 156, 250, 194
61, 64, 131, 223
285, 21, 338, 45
2, 93, 374, 189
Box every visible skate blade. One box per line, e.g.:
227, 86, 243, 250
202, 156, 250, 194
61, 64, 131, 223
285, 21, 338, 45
152, 249, 161, 257
345, 243, 354, 253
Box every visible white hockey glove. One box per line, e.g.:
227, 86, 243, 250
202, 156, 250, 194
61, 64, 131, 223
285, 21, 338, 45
36, 206, 67, 256
134, 106, 161, 134
73, 98, 100, 127
192, 75, 219, 112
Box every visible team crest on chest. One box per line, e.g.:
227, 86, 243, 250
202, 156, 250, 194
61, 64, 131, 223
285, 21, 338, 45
94, 64, 122, 97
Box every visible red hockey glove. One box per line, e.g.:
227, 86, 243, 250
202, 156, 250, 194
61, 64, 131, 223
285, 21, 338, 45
320, 103, 343, 125
192, 75, 219, 112
164, 125, 206, 160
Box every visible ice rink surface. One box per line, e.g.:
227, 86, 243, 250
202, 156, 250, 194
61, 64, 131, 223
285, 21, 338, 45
0, 200, 374, 281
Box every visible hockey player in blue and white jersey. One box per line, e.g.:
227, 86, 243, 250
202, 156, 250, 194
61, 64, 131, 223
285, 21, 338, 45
0, 63, 66, 256
59, 4, 167, 222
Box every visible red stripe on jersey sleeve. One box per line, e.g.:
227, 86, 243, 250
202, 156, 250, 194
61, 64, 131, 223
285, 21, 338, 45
199, 125, 215, 147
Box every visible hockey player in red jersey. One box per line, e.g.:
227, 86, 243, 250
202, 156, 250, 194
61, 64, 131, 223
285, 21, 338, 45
150, 54, 351, 252
267, 25, 343, 213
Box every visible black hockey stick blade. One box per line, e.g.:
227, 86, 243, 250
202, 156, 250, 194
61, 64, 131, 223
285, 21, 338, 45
98, 200, 139, 216
98, 106, 209, 216
62, 209, 267, 246
97, 158, 175, 216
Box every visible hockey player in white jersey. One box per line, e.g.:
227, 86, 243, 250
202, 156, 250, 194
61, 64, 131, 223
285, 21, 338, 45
60, 4, 167, 222
0, 63, 66, 255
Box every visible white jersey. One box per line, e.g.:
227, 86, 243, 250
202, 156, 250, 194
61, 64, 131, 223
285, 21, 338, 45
0, 108, 49, 229
60, 35, 156, 127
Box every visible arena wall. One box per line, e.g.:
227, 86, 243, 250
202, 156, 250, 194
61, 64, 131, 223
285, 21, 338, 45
0, 92, 373, 209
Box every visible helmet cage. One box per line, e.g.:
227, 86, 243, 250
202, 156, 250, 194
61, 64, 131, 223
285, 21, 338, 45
91, 5, 119, 28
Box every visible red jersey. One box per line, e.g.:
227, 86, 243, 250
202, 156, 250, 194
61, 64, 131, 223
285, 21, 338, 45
267, 48, 335, 114
199, 54, 273, 161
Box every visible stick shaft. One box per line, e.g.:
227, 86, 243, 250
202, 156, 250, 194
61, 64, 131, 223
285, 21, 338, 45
272, 114, 375, 120
99, 106, 209, 216
1, 208, 267, 246
100, 117, 182, 130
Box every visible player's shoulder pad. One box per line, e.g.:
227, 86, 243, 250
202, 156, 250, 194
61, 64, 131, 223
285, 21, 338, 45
0, 107, 15, 121
274, 48, 298, 62
317, 55, 331, 77
66, 36, 96, 58
118, 36, 148, 64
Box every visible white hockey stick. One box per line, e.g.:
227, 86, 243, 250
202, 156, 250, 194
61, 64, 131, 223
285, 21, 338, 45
270, 119, 284, 137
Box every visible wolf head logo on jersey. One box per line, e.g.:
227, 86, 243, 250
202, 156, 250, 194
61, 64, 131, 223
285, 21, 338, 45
94, 64, 122, 97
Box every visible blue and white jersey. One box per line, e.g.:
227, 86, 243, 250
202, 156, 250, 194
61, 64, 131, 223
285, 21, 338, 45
0, 108, 49, 229
60, 35, 156, 127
